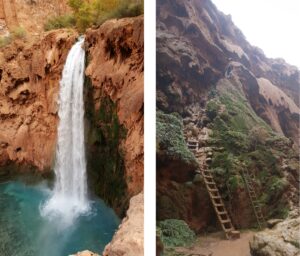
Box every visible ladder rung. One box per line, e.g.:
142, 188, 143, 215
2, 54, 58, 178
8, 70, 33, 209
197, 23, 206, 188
206, 181, 216, 185
208, 188, 218, 192
221, 219, 231, 224
214, 203, 224, 207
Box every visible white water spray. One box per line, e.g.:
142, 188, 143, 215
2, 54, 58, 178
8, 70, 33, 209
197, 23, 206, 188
41, 37, 89, 226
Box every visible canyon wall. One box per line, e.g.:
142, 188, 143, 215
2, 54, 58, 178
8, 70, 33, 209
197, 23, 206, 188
0, 29, 77, 174
0, 16, 144, 216
84, 16, 144, 214
157, 0, 299, 232
0, 0, 69, 35
157, 0, 299, 146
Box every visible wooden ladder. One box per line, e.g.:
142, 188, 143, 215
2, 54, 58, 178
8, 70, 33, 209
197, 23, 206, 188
186, 138, 239, 239
242, 168, 265, 229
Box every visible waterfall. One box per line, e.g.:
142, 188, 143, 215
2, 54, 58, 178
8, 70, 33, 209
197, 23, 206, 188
41, 37, 90, 226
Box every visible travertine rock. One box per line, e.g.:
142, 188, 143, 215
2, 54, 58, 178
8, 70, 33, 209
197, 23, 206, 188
85, 16, 144, 197
0, 29, 77, 171
103, 192, 144, 256
250, 210, 300, 256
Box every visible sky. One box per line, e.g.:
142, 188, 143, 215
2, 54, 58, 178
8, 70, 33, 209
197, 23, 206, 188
211, 0, 300, 69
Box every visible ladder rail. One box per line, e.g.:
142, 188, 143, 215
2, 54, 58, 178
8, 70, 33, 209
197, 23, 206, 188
242, 169, 266, 229
186, 136, 237, 239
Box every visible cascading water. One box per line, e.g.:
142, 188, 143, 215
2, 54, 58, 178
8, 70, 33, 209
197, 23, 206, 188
0, 37, 120, 256
42, 37, 90, 226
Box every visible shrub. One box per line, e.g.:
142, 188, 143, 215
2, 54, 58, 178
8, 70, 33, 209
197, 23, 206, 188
112, 0, 144, 19
10, 26, 27, 39
0, 36, 12, 48
67, 0, 143, 32
157, 219, 195, 247
0, 26, 27, 48
249, 126, 269, 150
44, 14, 76, 31
156, 111, 197, 165
206, 100, 220, 120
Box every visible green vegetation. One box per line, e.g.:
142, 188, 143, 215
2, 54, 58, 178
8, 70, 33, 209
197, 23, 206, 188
207, 83, 292, 219
157, 111, 197, 165
157, 219, 196, 247
45, 0, 143, 32
44, 14, 76, 31
0, 36, 11, 48
84, 75, 128, 216
0, 26, 27, 48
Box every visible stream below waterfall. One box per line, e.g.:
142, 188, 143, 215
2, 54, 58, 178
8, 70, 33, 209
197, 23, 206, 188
0, 180, 120, 256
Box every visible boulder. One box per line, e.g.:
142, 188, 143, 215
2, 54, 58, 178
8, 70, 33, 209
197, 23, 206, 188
250, 210, 300, 256
103, 192, 144, 256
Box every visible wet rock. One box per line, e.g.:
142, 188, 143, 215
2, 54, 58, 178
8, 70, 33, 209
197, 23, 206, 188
85, 16, 144, 197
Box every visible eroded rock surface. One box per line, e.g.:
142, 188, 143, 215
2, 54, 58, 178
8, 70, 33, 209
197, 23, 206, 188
250, 210, 300, 256
103, 192, 144, 256
0, 29, 77, 171
157, 0, 299, 146
85, 16, 144, 199
0, 0, 69, 35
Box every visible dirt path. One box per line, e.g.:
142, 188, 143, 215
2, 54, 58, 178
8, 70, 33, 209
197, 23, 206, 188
173, 231, 254, 256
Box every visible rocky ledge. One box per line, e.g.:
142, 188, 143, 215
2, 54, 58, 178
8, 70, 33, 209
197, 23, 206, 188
103, 192, 144, 256
250, 209, 300, 256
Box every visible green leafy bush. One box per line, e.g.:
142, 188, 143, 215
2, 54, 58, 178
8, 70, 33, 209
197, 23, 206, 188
206, 99, 220, 120
157, 111, 197, 165
10, 26, 27, 39
70, 0, 143, 32
157, 219, 195, 247
44, 14, 76, 31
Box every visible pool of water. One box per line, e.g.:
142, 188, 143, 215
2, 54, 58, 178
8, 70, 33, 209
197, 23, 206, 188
0, 181, 120, 256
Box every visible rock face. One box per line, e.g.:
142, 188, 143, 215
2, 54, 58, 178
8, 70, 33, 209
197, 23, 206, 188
0, 16, 144, 209
103, 192, 144, 256
250, 210, 300, 256
0, 29, 77, 171
157, 0, 299, 234
85, 16, 144, 203
0, 0, 69, 35
0, 14, 144, 256
157, 0, 299, 146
